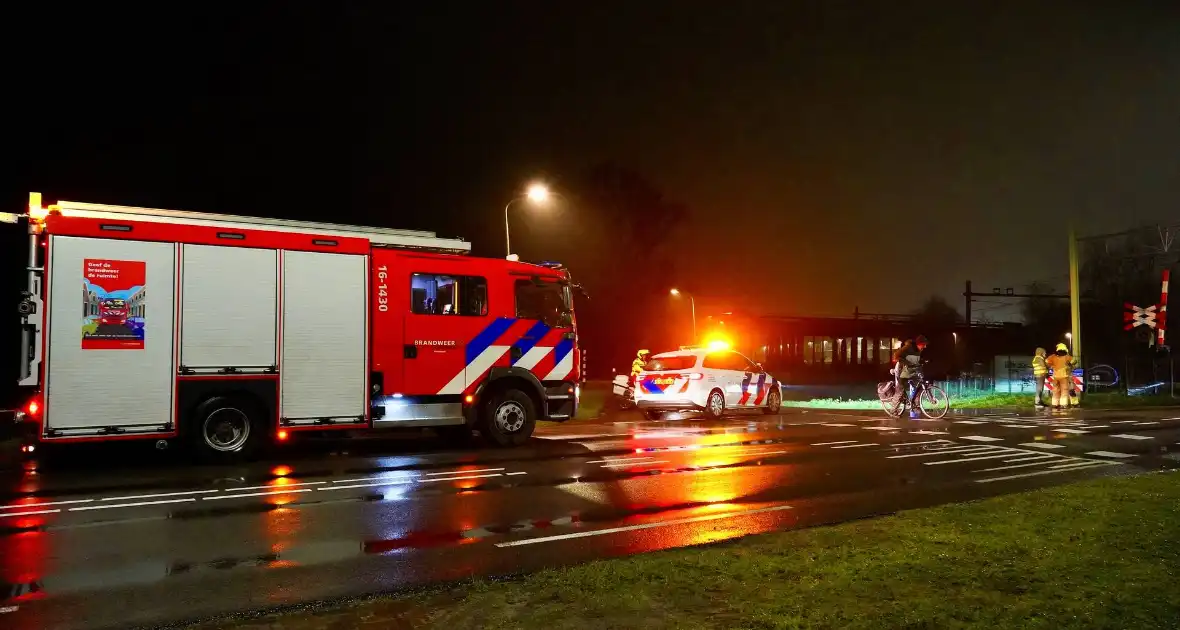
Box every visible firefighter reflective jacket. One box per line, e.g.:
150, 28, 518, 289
1032, 348, 1049, 377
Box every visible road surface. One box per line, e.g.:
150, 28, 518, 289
1, 406, 1178, 629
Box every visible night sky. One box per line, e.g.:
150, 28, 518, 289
4, 2, 1180, 396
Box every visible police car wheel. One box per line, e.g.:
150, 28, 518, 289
704, 390, 725, 420
481, 389, 537, 447
761, 388, 781, 415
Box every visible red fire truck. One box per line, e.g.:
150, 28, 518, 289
7, 193, 583, 461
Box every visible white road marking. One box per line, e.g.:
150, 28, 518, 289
821, 423, 857, 427
227, 481, 327, 492
1002, 454, 1058, 463
1082, 425, 1110, 429
961, 435, 1004, 442
537, 433, 633, 440
506, 471, 528, 476
908, 429, 950, 435
494, 504, 794, 547
331, 474, 417, 484
1018, 442, 1066, 449
425, 468, 505, 475
925, 451, 1021, 465
830, 443, 875, 449
811, 440, 857, 446
1002, 424, 1039, 428
0, 498, 94, 510
586, 458, 655, 464
892, 440, 952, 446
322, 472, 504, 491
1086, 451, 1137, 459
1134, 422, 1160, 426
601, 460, 669, 467
70, 498, 196, 511
886, 446, 996, 459
953, 420, 987, 425
0, 508, 61, 518
862, 426, 902, 431
99, 489, 221, 501
1111, 420, 1139, 424
977, 458, 1069, 472
1111, 434, 1154, 440
1052, 428, 1089, 434
203, 488, 313, 501
976, 460, 1115, 483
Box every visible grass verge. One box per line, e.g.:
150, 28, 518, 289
202, 471, 1180, 630
784, 391, 1180, 411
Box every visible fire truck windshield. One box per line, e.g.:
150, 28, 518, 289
103, 299, 126, 308
515, 279, 572, 328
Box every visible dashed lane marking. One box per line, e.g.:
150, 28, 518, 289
821, 423, 857, 427
1111, 420, 1139, 424
975, 460, 1115, 483
70, 498, 196, 511
1002, 424, 1040, 428
830, 443, 875, 449
0, 508, 61, 518
862, 426, 902, 431
1111, 434, 1154, 440
811, 440, 857, 446
1052, 428, 1089, 434
494, 504, 794, 547
1086, 451, 1137, 459
1135, 422, 1161, 426
203, 488, 313, 501
1018, 442, 1066, 449
953, 420, 987, 425
0, 498, 95, 510
886, 445, 997, 459
961, 435, 1004, 442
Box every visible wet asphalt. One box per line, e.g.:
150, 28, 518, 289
1, 405, 1178, 630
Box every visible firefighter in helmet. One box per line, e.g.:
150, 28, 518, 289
1031, 347, 1049, 408
1044, 342, 1077, 409
631, 349, 651, 380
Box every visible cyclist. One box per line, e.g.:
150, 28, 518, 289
892, 335, 928, 416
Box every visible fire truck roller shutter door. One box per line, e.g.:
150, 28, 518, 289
45, 236, 176, 433
280, 251, 368, 424
180, 245, 278, 373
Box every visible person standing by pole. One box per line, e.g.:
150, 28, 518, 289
1045, 343, 1077, 410
1031, 347, 1049, 409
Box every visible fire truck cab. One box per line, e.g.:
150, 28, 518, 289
8, 193, 583, 461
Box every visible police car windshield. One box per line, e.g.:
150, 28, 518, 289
644, 355, 697, 371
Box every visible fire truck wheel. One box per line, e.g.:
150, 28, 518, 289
192, 395, 263, 462
703, 389, 726, 420
481, 389, 537, 447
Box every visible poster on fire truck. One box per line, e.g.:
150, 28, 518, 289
82, 259, 146, 350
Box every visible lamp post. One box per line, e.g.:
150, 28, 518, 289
504, 183, 551, 258
670, 288, 696, 343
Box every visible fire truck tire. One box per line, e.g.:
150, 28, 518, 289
191, 395, 263, 462
481, 389, 537, 447
703, 389, 726, 420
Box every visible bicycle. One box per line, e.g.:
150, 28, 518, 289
879, 363, 950, 419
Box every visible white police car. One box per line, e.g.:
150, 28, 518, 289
633, 347, 782, 419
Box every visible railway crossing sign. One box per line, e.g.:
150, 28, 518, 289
1124, 303, 1158, 330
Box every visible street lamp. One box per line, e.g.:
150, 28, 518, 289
1065, 331, 1073, 351
504, 182, 552, 258
670, 288, 696, 343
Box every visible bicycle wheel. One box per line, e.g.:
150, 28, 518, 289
920, 385, 949, 419
881, 393, 904, 418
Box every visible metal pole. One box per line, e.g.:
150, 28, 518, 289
504, 200, 514, 257
1068, 222, 1083, 402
